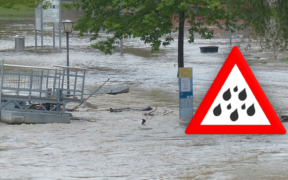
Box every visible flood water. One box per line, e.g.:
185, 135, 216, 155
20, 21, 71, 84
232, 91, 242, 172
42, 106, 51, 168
0, 18, 288, 179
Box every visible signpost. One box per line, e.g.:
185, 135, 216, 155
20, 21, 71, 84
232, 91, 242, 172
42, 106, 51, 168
41, 2, 43, 52
35, 0, 61, 50
35, 7, 41, 50
179, 67, 193, 118
34, 4, 44, 52
35, 8, 41, 31
43, 0, 60, 23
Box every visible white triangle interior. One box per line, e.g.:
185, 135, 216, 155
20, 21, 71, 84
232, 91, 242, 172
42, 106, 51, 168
201, 65, 270, 125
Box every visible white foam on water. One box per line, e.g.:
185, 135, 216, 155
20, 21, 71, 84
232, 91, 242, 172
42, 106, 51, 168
0, 21, 288, 179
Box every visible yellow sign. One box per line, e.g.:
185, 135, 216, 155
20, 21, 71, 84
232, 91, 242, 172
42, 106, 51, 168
179, 67, 192, 78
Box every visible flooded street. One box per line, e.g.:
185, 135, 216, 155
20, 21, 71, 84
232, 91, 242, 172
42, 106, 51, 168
0, 19, 288, 179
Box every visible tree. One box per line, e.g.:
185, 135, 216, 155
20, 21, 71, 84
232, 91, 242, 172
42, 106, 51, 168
225, 0, 288, 57
65, 0, 241, 68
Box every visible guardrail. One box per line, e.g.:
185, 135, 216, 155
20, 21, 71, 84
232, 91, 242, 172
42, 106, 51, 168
0, 60, 88, 113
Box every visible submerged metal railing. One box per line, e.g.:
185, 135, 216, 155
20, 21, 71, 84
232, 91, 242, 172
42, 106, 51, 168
0, 60, 88, 113
0, 64, 62, 99
54, 65, 87, 101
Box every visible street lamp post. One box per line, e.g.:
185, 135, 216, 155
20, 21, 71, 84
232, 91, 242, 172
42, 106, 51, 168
61, 20, 74, 97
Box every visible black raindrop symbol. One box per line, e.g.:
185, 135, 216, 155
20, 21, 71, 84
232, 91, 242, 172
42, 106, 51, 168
241, 104, 246, 110
238, 88, 247, 101
234, 86, 238, 92
223, 88, 231, 101
213, 104, 222, 116
227, 104, 231, 110
230, 109, 239, 121
247, 104, 255, 116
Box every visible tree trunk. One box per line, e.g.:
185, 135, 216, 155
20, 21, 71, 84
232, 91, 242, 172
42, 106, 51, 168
178, 11, 185, 68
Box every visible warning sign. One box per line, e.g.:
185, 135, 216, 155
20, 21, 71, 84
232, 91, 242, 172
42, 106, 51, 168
185, 46, 286, 134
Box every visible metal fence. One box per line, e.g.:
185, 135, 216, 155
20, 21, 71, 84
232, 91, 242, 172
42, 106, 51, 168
0, 61, 87, 113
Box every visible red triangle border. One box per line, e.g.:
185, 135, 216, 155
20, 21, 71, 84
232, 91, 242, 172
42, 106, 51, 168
185, 46, 286, 134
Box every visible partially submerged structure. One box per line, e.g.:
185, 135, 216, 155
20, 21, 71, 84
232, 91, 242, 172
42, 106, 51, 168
0, 61, 87, 124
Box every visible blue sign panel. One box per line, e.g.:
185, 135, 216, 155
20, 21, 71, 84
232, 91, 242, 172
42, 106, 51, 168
179, 68, 193, 118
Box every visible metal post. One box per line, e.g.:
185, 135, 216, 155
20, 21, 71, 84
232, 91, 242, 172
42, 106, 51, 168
61, 69, 65, 89
35, 8, 37, 50
120, 1, 123, 55
41, 2, 43, 52
248, 26, 250, 40
17, 68, 21, 96
53, 22, 55, 48
224, 25, 225, 38
81, 71, 85, 101
46, 70, 50, 96
53, 70, 57, 93
120, 38, 123, 55
58, 70, 61, 90
59, 0, 61, 48
29, 69, 34, 101
0, 60, 4, 109
229, 26, 232, 46
66, 33, 70, 97
73, 70, 78, 98
40, 70, 43, 97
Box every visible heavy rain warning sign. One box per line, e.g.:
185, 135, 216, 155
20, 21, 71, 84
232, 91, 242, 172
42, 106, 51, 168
185, 46, 286, 134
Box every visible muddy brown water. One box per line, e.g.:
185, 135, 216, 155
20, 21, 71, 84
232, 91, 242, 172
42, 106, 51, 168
1, 16, 288, 179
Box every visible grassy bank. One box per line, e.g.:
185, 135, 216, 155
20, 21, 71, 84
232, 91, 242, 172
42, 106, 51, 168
0, 5, 34, 20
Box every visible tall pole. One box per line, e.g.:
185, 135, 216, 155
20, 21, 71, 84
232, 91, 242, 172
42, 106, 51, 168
41, 1, 43, 52
0, 60, 4, 110
34, 8, 37, 50
53, 22, 55, 48
59, 0, 61, 48
120, 1, 123, 55
66, 32, 70, 96
229, 14, 232, 46
229, 25, 232, 46
120, 36, 123, 55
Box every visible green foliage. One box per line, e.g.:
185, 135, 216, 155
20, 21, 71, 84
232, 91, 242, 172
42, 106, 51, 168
280, 57, 288, 62
65, 0, 239, 54
0, 4, 34, 15
228, 0, 288, 54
